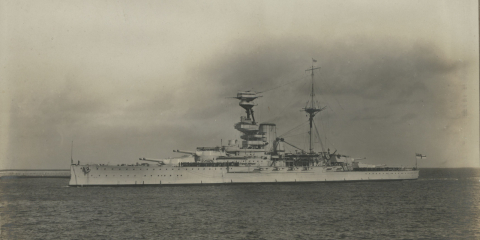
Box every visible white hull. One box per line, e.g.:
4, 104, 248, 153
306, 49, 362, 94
69, 165, 419, 186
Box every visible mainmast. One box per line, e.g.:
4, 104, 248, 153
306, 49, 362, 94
303, 60, 325, 154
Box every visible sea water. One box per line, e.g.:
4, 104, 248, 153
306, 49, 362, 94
1, 168, 479, 239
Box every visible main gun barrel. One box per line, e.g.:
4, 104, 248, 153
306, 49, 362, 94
173, 149, 196, 155
139, 157, 165, 164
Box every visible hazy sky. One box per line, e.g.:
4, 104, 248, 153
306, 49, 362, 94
1, 0, 478, 169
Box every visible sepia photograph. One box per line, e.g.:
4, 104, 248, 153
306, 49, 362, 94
1, 0, 479, 239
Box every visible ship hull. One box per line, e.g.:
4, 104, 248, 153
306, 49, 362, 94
69, 165, 419, 186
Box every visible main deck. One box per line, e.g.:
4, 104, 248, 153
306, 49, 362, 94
69, 164, 419, 186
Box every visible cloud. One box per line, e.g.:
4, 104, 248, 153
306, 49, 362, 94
190, 36, 465, 123
3, 32, 475, 169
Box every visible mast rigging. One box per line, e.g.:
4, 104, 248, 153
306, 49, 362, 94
303, 62, 325, 153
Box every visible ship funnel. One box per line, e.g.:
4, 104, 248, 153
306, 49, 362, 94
259, 123, 276, 153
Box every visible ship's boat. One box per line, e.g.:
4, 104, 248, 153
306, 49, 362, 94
69, 62, 419, 186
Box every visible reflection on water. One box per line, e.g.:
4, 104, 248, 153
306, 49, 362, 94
1, 168, 479, 239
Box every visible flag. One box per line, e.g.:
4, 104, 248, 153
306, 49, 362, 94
312, 58, 317, 62
416, 153, 426, 159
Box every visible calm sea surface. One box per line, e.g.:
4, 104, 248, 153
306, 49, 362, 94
1, 168, 479, 239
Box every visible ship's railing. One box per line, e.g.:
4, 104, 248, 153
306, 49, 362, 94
196, 147, 222, 151
353, 167, 413, 171
180, 162, 240, 167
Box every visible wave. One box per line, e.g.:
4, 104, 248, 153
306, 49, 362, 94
419, 177, 480, 181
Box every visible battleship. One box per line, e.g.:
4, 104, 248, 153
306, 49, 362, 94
69, 63, 419, 186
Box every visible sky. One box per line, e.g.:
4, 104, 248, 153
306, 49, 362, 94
1, 0, 478, 169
